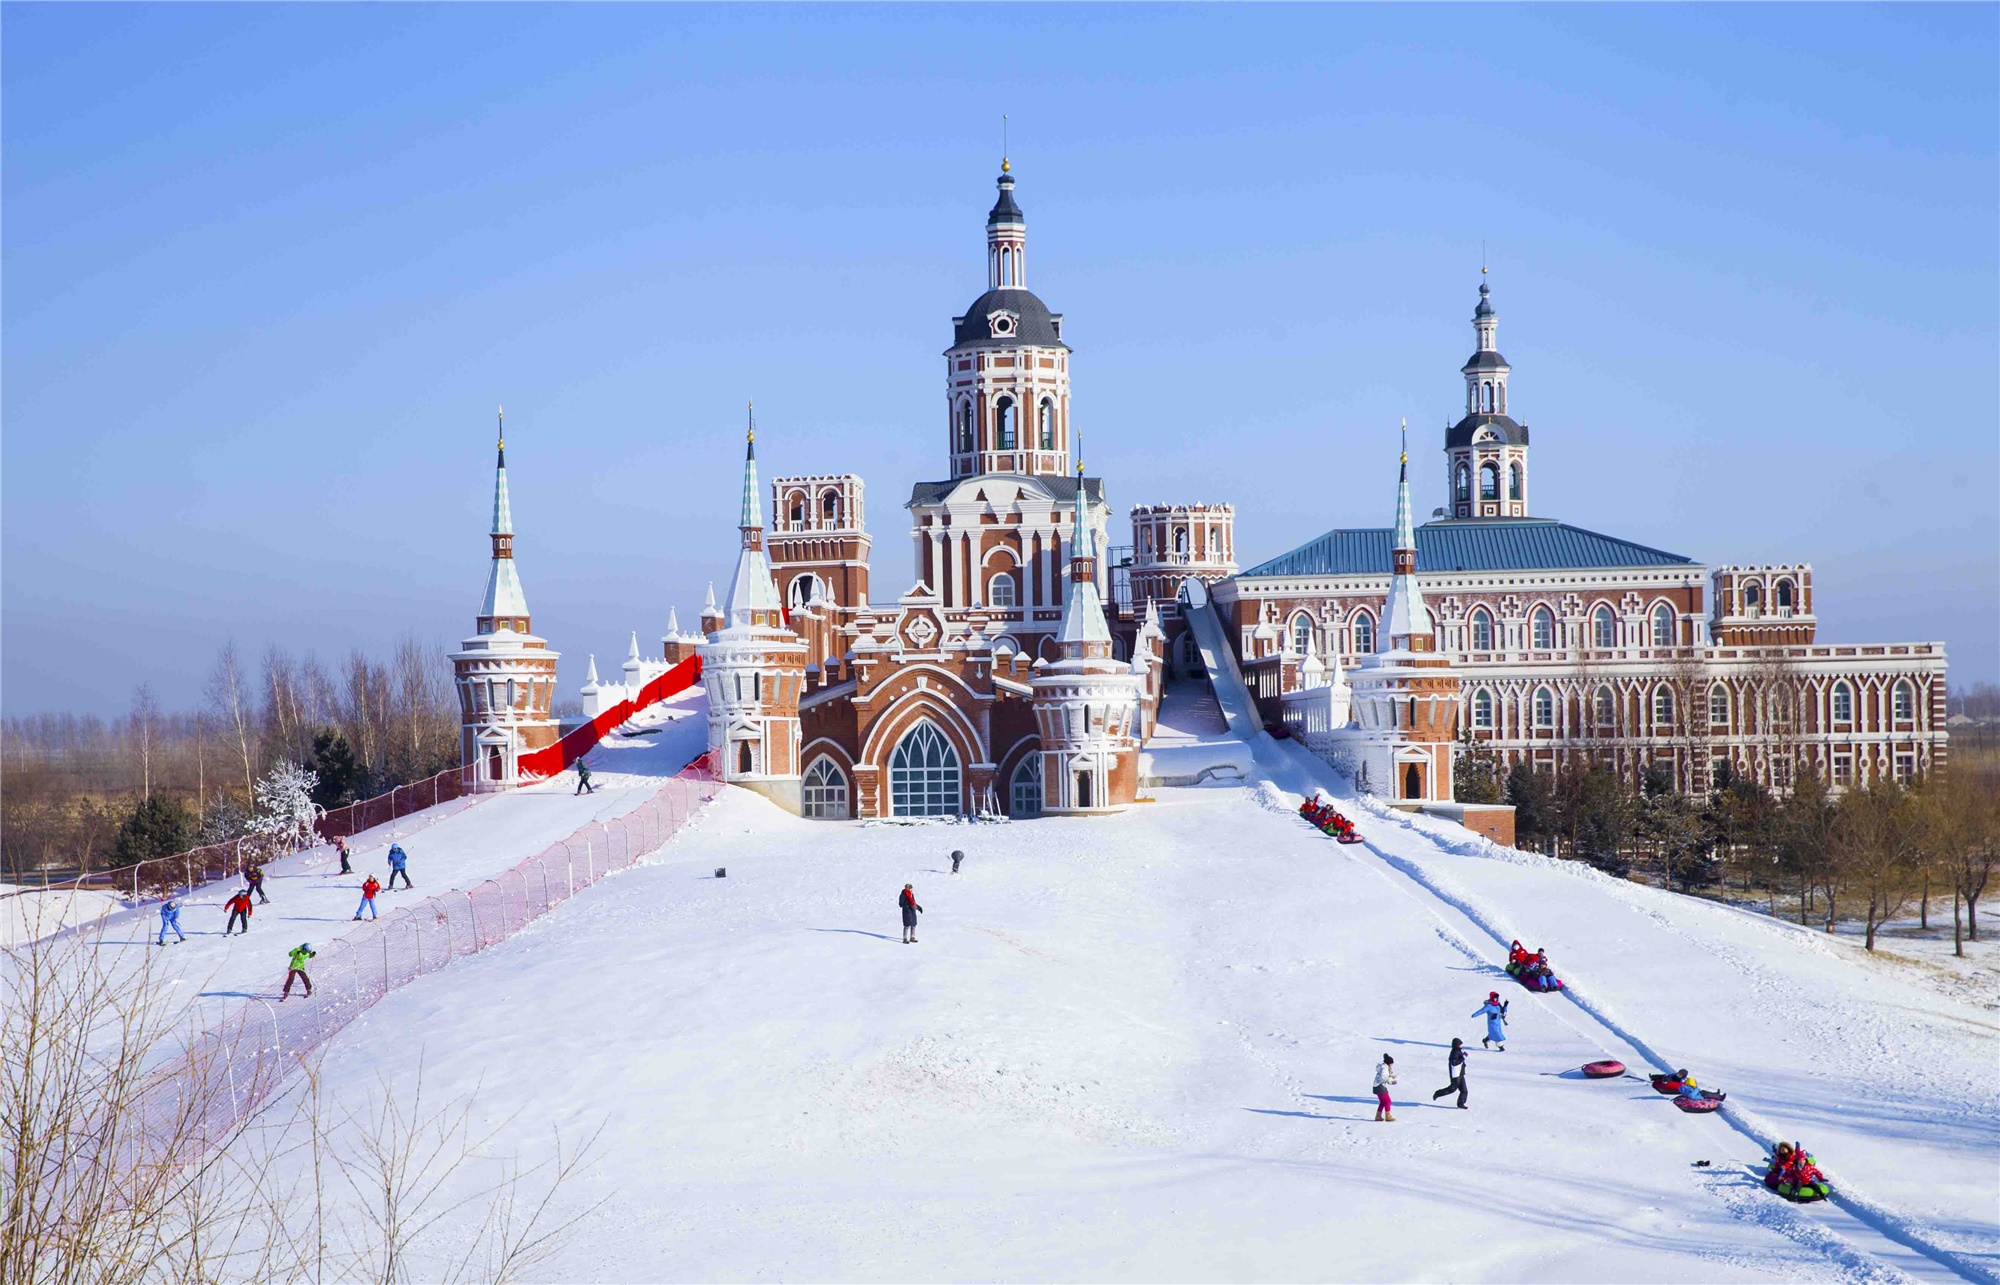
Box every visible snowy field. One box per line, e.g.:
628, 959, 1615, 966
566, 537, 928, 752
54, 689, 709, 1052
276, 734, 1998, 1282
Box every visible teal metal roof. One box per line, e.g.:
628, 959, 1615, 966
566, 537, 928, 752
1238, 519, 1695, 579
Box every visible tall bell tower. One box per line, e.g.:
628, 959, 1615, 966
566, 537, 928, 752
1444, 272, 1531, 520
943, 161, 1074, 480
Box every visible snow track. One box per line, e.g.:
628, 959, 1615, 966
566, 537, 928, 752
1341, 799, 1996, 1285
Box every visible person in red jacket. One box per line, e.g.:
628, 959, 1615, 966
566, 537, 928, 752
223, 889, 254, 936
354, 875, 381, 921
899, 884, 923, 944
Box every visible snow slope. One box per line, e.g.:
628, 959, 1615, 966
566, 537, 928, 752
276, 723, 1998, 1281
71, 689, 709, 1047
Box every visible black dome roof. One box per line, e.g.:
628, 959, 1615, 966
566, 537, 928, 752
1462, 349, 1510, 372
1447, 413, 1529, 448
950, 287, 1068, 350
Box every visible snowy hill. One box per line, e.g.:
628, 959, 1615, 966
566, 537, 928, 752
277, 719, 1998, 1283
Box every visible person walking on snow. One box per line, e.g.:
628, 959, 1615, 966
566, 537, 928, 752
899, 884, 923, 943
385, 844, 412, 890
1475, 992, 1508, 1050
575, 760, 596, 795
281, 943, 316, 1000
1432, 1038, 1469, 1108
950, 850, 964, 874
223, 888, 254, 936
245, 863, 269, 905
1373, 1055, 1398, 1122
156, 896, 186, 945
334, 835, 352, 875
354, 875, 381, 920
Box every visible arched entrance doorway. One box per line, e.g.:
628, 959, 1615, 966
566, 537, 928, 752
889, 721, 961, 817
1404, 763, 1422, 800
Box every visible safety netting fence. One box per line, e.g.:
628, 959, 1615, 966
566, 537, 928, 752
144, 755, 722, 1156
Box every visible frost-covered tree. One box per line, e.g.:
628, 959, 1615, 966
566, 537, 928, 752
246, 761, 324, 854
195, 793, 252, 847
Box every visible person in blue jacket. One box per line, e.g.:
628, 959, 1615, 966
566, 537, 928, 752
385, 843, 412, 890
1474, 991, 1508, 1051
156, 896, 185, 945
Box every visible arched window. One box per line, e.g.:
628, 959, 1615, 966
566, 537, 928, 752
1482, 381, 1495, 412
787, 573, 820, 610
1533, 687, 1555, 728
1709, 685, 1730, 726
1351, 613, 1375, 655
1480, 462, 1500, 500
788, 494, 806, 525
957, 400, 974, 453
1832, 681, 1853, 723
1592, 605, 1616, 648
1892, 680, 1914, 722
1038, 398, 1055, 450
821, 490, 840, 523
1530, 606, 1554, 650
802, 758, 849, 819
737, 741, 755, 774
889, 721, 961, 817
1594, 686, 1616, 728
1472, 688, 1494, 729
1653, 686, 1674, 725
1290, 613, 1314, 656
988, 571, 1017, 608
1776, 580, 1795, 610
1009, 754, 1043, 818
1743, 582, 1762, 615
1651, 604, 1675, 646
994, 397, 1016, 450
1469, 609, 1493, 651
1174, 528, 1188, 556
1455, 465, 1471, 502
1509, 462, 1523, 500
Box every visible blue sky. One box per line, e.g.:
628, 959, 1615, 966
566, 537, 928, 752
5, 4, 1995, 716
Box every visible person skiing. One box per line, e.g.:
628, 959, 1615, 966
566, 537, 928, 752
1372, 1054, 1398, 1122
156, 896, 186, 946
1474, 992, 1508, 1050
354, 874, 381, 920
245, 862, 269, 905
950, 850, 964, 874
899, 884, 923, 944
575, 759, 596, 795
1431, 1037, 1469, 1108
385, 844, 412, 890
281, 942, 316, 1000
334, 835, 352, 875
223, 888, 254, 937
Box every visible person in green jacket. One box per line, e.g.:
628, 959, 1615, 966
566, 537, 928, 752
575, 759, 596, 795
281, 942, 317, 1000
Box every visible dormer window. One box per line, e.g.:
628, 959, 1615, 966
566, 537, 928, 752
987, 310, 1018, 339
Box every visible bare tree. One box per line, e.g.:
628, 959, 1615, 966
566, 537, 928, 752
205, 642, 257, 804
1836, 779, 1916, 951
128, 685, 161, 802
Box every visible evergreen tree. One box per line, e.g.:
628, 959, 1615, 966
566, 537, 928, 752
1571, 761, 1636, 876
1505, 761, 1557, 854
1454, 728, 1503, 804
1640, 762, 1713, 890
113, 795, 192, 865
309, 729, 362, 809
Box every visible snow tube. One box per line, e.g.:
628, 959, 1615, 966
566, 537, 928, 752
1673, 1095, 1724, 1114
1649, 1074, 1683, 1094
1511, 971, 1563, 992
1765, 1174, 1831, 1202
1581, 1060, 1626, 1079
1335, 833, 1363, 845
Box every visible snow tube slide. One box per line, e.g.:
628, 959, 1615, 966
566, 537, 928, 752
1581, 1060, 1626, 1079
1765, 1175, 1831, 1202
1673, 1095, 1724, 1114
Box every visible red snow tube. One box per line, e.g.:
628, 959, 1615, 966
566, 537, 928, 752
1335, 833, 1364, 845
1673, 1095, 1724, 1114
1649, 1074, 1685, 1095
1581, 1060, 1626, 1079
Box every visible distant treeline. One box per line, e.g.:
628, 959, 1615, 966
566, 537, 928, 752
2, 637, 463, 881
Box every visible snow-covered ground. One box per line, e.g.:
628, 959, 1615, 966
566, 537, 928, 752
65, 688, 709, 1046
1, 884, 131, 946
267, 684, 1997, 1283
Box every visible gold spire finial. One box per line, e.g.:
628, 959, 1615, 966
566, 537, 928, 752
497, 405, 504, 450
1400, 417, 1408, 465
746, 399, 754, 443
1001, 114, 1010, 172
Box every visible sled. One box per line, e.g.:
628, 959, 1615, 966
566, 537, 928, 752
1581, 1060, 1626, 1079
1649, 1074, 1724, 1100
1334, 833, 1364, 845
1508, 969, 1564, 992
1672, 1095, 1725, 1114
1764, 1174, 1831, 1202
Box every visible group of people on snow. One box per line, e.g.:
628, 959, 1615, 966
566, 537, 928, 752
1506, 939, 1563, 991
1297, 796, 1359, 842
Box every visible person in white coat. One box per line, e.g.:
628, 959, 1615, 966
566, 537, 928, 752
1373, 1054, 1398, 1122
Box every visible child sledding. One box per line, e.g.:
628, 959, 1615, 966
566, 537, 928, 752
1298, 795, 1363, 844
1505, 940, 1564, 992
1763, 1142, 1831, 1202
1650, 1068, 1727, 1112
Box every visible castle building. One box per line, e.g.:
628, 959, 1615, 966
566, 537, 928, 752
1230, 278, 1949, 796
450, 417, 561, 789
